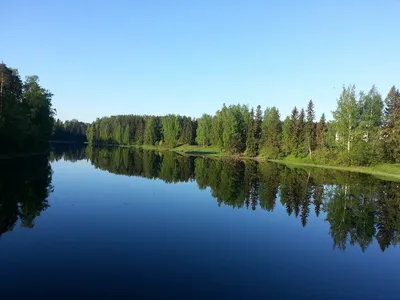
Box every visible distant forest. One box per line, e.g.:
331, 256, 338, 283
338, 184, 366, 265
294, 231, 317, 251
85, 85, 400, 166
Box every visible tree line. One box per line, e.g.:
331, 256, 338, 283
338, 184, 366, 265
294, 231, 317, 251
86, 85, 400, 166
0, 63, 56, 154
53, 145, 400, 252
52, 119, 88, 143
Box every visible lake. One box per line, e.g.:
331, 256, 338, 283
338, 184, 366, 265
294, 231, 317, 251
1, 145, 400, 299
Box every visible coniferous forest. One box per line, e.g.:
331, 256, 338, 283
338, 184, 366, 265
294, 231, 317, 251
86, 85, 400, 166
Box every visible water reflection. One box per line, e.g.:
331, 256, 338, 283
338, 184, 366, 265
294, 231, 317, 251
50, 146, 400, 252
0, 155, 53, 236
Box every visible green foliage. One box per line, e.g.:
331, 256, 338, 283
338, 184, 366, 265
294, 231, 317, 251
261, 107, 282, 158
304, 100, 316, 158
123, 125, 130, 145
0, 63, 55, 154
53, 119, 88, 142
196, 114, 212, 146
382, 86, 400, 162
281, 116, 291, 156
245, 109, 257, 157
80, 82, 396, 167
162, 114, 181, 147
316, 113, 327, 149
332, 85, 359, 155
221, 104, 249, 154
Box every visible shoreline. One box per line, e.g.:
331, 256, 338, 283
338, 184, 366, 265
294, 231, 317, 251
81, 143, 400, 180
267, 159, 400, 181
168, 145, 400, 180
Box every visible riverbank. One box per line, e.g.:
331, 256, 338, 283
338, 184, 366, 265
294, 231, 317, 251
163, 145, 400, 180
267, 159, 400, 181
85, 143, 400, 180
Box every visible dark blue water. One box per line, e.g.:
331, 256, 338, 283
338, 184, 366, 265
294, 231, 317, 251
1, 146, 399, 299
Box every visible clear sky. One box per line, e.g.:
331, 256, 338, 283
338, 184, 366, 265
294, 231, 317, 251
2, 0, 399, 123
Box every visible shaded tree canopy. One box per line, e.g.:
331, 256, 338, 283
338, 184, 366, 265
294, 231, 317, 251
0, 63, 56, 154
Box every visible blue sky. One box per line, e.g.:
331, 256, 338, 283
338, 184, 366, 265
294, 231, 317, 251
2, 0, 399, 122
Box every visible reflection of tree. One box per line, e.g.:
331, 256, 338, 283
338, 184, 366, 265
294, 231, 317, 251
376, 181, 400, 251
61, 146, 400, 252
324, 177, 377, 252
244, 160, 259, 210
0, 155, 53, 236
50, 144, 87, 162
313, 184, 324, 217
258, 163, 280, 211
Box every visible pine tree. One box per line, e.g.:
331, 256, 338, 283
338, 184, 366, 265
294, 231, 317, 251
297, 108, 306, 155
255, 105, 263, 140
382, 86, 400, 162
261, 107, 281, 158
304, 100, 316, 158
281, 116, 291, 156
316, 113, 326, 149
289, 106, 299, 154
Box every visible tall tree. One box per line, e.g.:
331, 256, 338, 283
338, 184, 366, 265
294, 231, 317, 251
255, 104, 263, 140
281, 116, 291, 156
382, 86, 400, 162
245, 108, 257, 157
162, 114, 181, 146
289, 106, 299, 154
261, 107, 282, 158
196, 114, 212, 146
144, 117, 159, 145
316, 113, 327, 150
211, 109, 224, 149
180, 116, 195, 145
297, 108, 306, 155
304, 100, 316, 158
22, 75, 55, 147
222, 105, 248, 154
123, 125, 130, 145
332, 85, 359, 154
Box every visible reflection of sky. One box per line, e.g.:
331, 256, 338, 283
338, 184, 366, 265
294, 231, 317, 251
0, 159, 399, 299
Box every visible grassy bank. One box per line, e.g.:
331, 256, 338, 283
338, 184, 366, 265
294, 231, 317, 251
268, 159, 400, 181
130, 144, 227, 157
149, 144, 400, 180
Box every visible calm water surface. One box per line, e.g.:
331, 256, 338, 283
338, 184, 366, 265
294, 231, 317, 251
1, 146, 400, 299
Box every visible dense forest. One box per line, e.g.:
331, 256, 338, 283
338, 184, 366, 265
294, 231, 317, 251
52, 146, 400, 252
0, 63, 55, 154
86, 85, 400, 166
52, 119, 88, 143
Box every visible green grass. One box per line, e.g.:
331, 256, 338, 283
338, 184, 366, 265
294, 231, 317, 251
269, 159, 400, 181
173, 144, 225, 157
